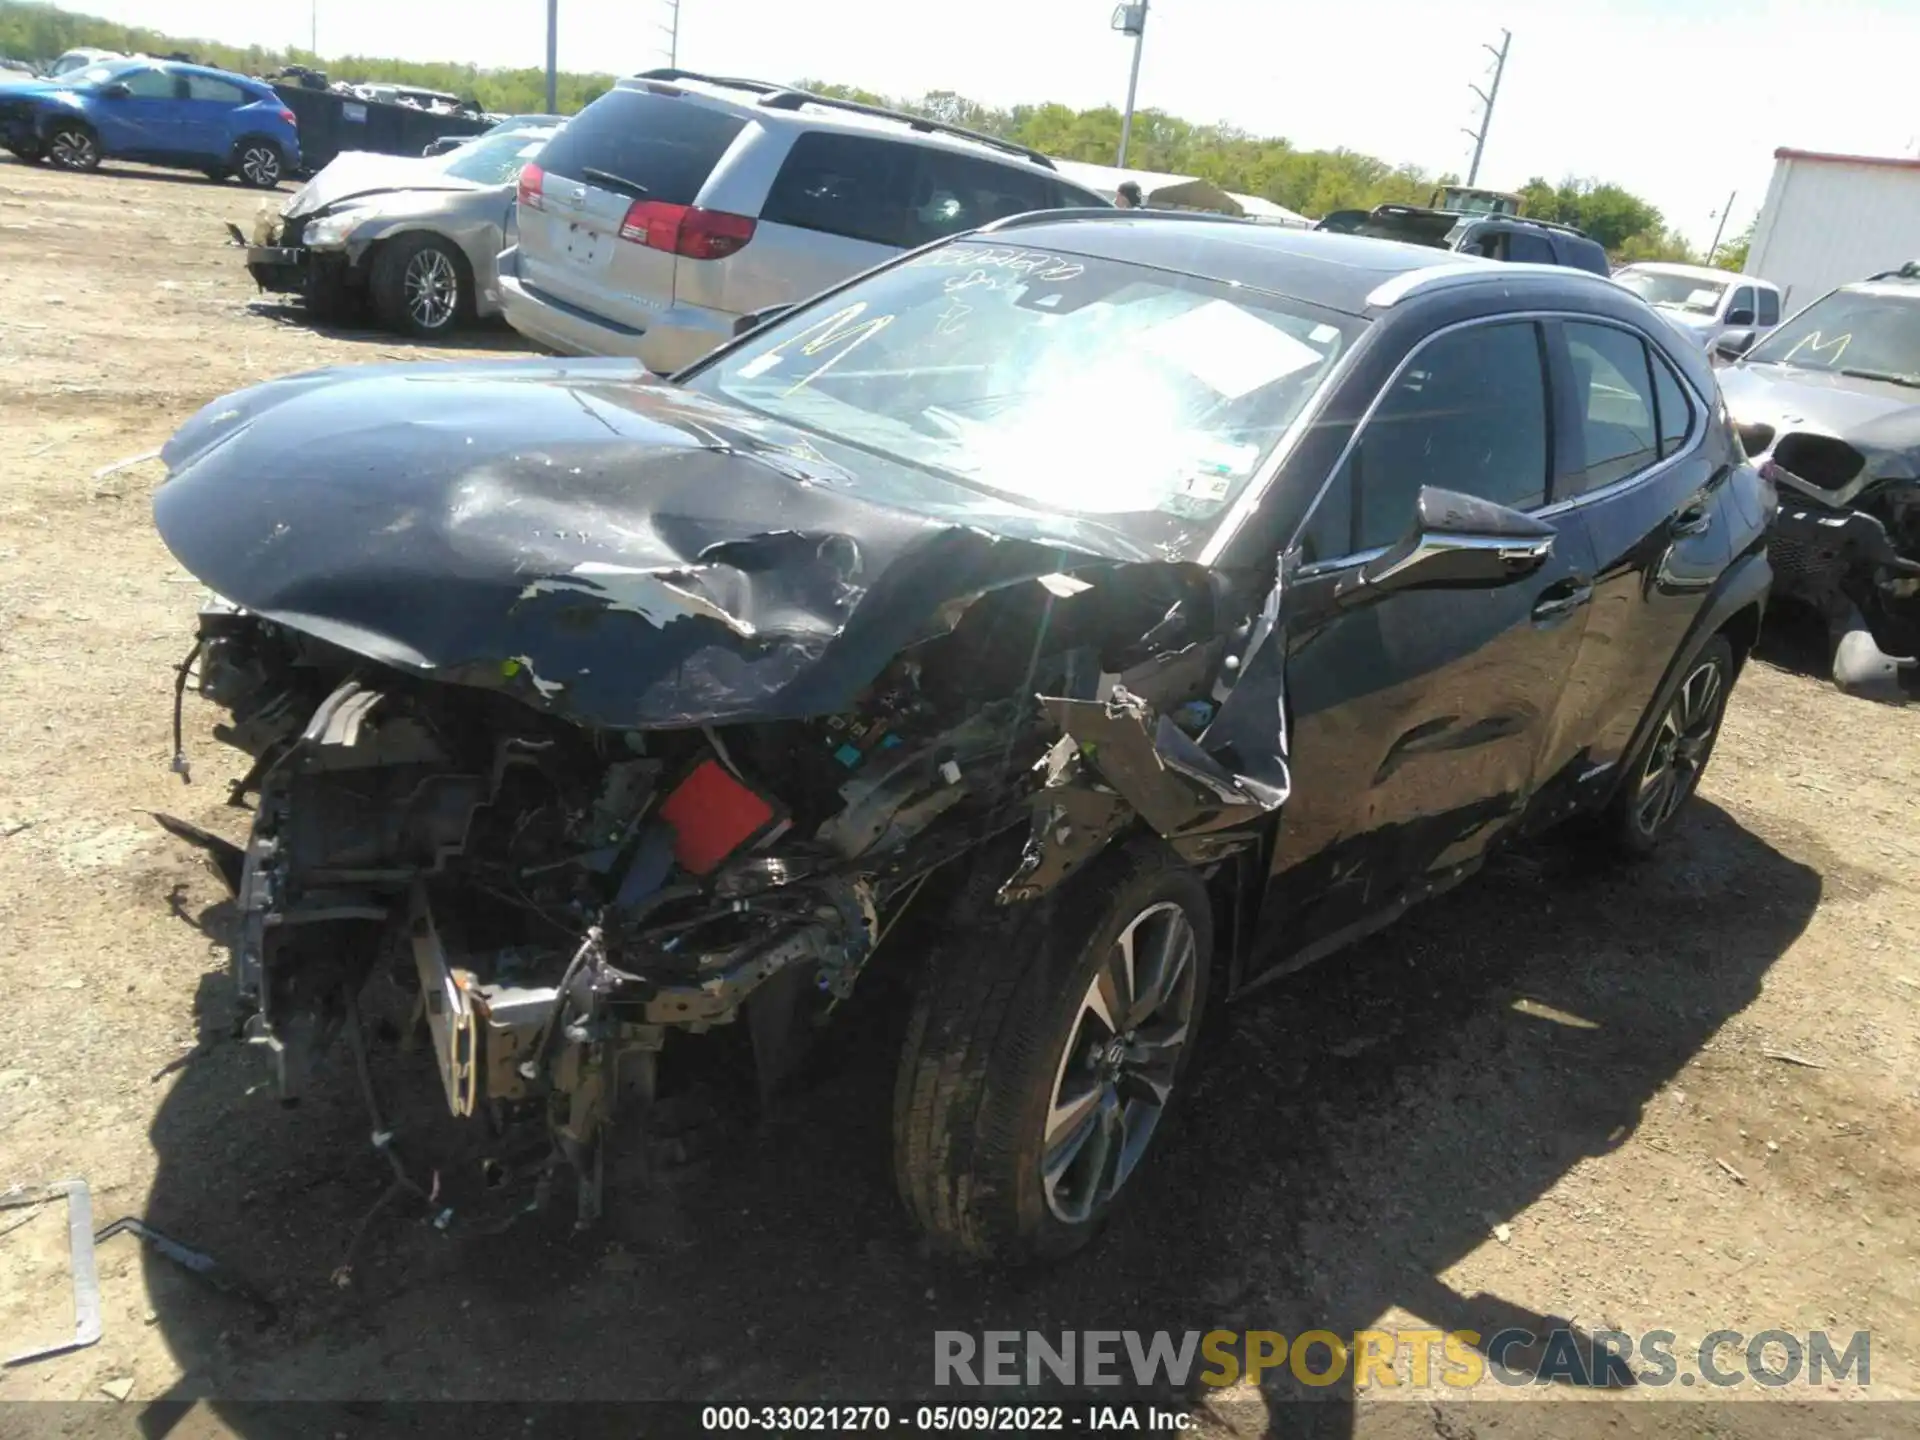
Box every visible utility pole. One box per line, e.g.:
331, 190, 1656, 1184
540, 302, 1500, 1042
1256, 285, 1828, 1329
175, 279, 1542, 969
309, 0, 317, 57
544, 0, 558, 113
660, 0, 682, 68
1462, 28, 1510, 187
1112, 0, 1148, 170
1705, 189, 1737, 264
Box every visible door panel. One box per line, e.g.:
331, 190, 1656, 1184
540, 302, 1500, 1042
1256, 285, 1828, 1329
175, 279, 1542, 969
1553, 322, 1726, 773
94, 68, 190, 157
1253, 515, 1596, 969
1237, 318, 1598, 977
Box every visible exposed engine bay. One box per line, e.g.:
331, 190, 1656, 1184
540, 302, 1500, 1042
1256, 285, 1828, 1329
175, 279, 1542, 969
146, 358, 1312, 1221
1750, 430, 1920, 693
170, 559, 1269, 1218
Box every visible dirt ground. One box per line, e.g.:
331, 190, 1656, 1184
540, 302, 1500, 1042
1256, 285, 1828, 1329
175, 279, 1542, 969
0, 158, 1916, 1439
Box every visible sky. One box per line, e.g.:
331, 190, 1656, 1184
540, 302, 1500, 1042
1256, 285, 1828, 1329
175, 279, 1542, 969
63, 0, 1920, 248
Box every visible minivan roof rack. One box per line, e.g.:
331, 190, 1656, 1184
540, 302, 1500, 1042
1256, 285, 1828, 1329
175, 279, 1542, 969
629, 68, 1056, 169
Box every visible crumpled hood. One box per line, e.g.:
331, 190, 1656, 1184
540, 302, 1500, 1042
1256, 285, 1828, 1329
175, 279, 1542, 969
1719, 363, 1920, 478
284, 151, 475, 220
154, 358, 1166, 729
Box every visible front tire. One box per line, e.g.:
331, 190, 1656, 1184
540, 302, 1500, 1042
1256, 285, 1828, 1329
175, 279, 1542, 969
369, 233, 468, 339
893, 840, 1213, 1263
46, 123, 100, 172
1604, 633, 1734, 856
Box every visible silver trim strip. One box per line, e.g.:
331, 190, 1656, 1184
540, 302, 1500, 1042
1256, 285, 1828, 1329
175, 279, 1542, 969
1365, 260, 1618, 309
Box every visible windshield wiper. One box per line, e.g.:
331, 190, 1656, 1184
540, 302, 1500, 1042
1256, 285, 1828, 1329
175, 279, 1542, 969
581, 167, 648, 200
1838, 367, 1920, 389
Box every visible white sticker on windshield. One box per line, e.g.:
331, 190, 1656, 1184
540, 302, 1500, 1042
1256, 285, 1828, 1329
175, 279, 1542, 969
1142, 300, 1324, 399
1310, 323, 1340, 344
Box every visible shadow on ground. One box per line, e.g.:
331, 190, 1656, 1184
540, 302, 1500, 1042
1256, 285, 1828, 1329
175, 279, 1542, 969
242, 300, 531, 354
1754, 603, 1918, 701
121, 798, 1818, 1437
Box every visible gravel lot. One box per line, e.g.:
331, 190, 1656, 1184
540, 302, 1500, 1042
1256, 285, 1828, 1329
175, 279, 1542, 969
0, 157, 1915, 1437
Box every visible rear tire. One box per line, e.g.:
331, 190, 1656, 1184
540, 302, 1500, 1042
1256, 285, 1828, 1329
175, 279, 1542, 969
234, 140, 283, 189
45, 123, 99, 172
1602, 633, 1734, 857
892, 839, 1213, 1263
369, 233, 469, 339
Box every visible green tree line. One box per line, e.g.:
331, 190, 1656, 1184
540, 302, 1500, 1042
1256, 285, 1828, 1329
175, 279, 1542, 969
2, 0, 1713, 261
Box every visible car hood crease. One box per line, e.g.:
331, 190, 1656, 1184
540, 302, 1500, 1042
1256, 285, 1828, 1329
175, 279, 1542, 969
154, 359, 1167, 729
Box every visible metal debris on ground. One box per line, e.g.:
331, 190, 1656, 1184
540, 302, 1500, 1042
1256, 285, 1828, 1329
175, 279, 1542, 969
1762, 1048, 1828, 1069
4, 1180, 274, 1366
2, 1179, 102, 1367
94, 1216, 276, 1324
1716, 1157, 1749, 1185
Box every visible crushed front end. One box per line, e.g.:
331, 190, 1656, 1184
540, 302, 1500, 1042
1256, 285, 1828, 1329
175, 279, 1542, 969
148, 360, 1294, 1218
1747, 427, 1920, 696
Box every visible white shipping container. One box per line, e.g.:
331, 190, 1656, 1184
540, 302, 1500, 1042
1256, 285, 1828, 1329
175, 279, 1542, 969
1745, 149, 1920, 310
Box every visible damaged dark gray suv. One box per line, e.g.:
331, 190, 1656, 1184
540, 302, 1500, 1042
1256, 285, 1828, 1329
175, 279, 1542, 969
152, 215, 1772, 1262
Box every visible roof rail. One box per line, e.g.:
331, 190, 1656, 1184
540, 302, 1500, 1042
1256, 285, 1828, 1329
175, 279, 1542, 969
1363, 259, 1613, 309
630, 68, 1055, 169
981, 206, 1249, 232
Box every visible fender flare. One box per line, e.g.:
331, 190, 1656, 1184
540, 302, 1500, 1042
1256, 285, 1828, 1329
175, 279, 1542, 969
1609, 547, 1771, 804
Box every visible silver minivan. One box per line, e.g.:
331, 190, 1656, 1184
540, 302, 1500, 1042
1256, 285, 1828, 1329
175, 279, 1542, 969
497, 70, 1110, 373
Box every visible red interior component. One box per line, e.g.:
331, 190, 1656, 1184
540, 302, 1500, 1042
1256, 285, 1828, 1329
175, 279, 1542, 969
658, 759, 777, 876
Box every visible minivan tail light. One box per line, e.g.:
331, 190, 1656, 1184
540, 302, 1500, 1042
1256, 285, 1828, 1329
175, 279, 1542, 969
618, 200, 755, 260
518, 161, 546, 212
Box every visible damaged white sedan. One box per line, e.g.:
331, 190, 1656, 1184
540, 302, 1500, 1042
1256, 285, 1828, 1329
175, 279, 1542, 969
152, 212, 1771, 1262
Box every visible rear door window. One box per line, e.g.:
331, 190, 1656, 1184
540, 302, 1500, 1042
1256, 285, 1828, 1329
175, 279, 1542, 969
910, 149, 1056, 242
533, 88, 746, 205
759, 131, 920, 248
1650, 347, 1694, 458
185, 75, 247, 104
1756, 288, 1780, 326
1566, 322, 1659, 490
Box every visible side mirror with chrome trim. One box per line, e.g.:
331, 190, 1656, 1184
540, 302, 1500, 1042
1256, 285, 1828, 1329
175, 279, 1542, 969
1338, 486, 1555, 606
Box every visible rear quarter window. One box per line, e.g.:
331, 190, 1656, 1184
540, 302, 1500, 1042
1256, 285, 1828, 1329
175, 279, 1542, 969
534, 88, 747, 206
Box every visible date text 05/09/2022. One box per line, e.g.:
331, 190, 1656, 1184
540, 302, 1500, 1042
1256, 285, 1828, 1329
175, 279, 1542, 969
699, 1404, 1197, 1432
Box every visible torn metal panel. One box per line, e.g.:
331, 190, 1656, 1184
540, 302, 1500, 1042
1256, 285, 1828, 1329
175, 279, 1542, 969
153, 362, 1168, 730
1038, 687, 1288, 841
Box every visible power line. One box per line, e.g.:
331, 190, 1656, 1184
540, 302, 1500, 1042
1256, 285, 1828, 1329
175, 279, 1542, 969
1460, 28, 1510, 187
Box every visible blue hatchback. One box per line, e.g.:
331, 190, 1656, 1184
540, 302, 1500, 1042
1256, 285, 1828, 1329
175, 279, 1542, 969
0, 58, 300, 187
